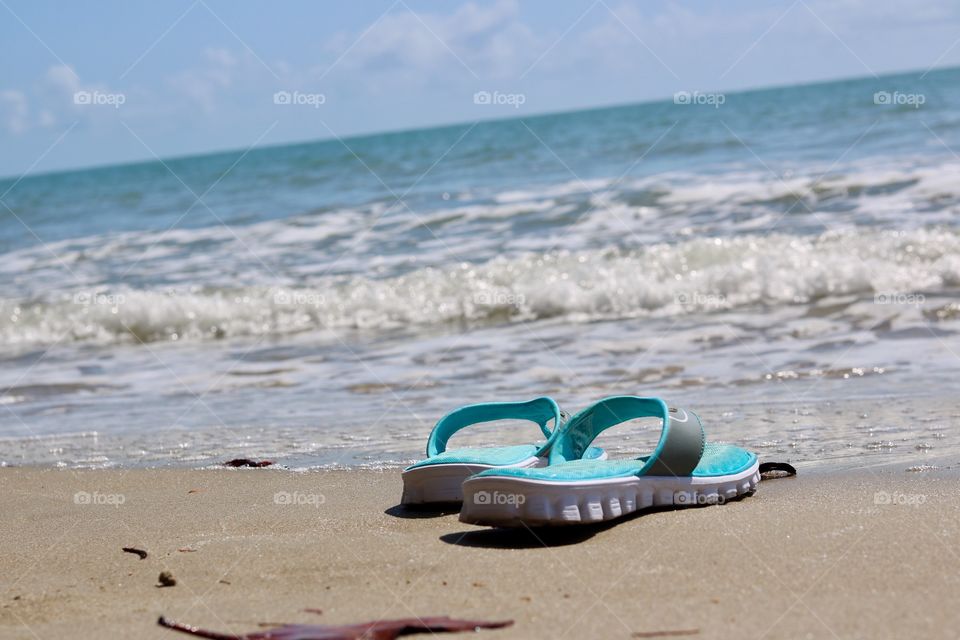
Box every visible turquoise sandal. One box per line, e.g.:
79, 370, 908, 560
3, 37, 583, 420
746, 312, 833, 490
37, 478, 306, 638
459, 396, 759, 526
401, 397, 604, 505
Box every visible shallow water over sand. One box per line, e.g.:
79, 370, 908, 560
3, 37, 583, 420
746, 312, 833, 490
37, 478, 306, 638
3, 69, 960, 468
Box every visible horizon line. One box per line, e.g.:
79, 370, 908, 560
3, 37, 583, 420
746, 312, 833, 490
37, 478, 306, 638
1, 63, 954, 184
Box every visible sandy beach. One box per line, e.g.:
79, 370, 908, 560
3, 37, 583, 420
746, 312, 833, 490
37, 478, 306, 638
2, 466, 958, 639
6, 3, 960, 639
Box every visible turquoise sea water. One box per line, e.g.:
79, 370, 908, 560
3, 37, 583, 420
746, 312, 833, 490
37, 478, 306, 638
2, 68, 960, 468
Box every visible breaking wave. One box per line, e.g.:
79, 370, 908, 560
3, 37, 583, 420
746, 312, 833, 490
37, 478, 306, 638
3, 227, 959, 347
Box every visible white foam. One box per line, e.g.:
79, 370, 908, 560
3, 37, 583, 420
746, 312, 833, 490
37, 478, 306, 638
2, 227, 958, 347
494, 177, 611, 203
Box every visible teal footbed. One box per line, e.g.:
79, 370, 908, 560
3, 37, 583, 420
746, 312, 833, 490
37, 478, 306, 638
472, 442, 756, 481
407, 444, 540, 469
406, 444, 606, 471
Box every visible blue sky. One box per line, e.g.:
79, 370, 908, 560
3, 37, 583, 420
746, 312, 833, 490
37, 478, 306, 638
2, 0, 960, 177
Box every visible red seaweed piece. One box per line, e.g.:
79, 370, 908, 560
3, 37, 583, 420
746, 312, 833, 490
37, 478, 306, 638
223, 458, 273, 468
158, 615, 512, 639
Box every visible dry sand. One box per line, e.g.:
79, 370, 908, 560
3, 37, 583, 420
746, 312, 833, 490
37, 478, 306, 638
1, 467, 958, 639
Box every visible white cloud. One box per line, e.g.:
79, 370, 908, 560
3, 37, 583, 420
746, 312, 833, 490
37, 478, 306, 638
37, 110, 56, 128
0, 90, 29, 134
1, 65, 81, 134
4, 64, 137, 133
165, 47, 258, 113
807, 0, 960, 28
46, 64, 82, 95
320, 0, 540, 85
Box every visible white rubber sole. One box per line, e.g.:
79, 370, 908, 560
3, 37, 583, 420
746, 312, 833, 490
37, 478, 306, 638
459, 459, 761, 527
400, 456, 545, 505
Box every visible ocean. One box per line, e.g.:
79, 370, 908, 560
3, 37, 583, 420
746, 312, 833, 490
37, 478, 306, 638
2, 67, 959, 470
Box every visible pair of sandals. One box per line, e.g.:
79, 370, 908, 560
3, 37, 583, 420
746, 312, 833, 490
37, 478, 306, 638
401, 396, 760, 527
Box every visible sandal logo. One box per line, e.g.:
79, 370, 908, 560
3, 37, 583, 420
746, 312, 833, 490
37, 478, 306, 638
474, 490, 525, 506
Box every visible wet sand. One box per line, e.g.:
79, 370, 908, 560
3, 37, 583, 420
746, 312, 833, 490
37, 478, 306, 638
1, 467, 958, 639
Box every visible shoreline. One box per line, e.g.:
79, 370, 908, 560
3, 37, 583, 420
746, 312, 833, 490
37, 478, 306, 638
3, 391, 958, 472
2, 467, 959, 639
